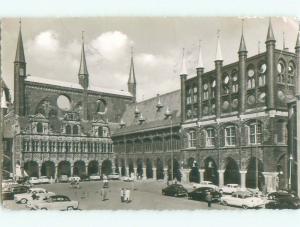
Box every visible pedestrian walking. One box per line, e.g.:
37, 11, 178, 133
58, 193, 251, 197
125, 188, 131, 203
120, 188, 125, 202
206, 192, 212, 208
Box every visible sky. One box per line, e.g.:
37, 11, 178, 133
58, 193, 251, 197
1, 17, 299, 102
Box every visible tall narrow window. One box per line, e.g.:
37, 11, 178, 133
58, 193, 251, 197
188, 131, 196, 148
249, 122, 262, 144
66, 125, 71, 134
225, 126, 236, 146
206, 128, 215, 147
37, 122, 43, 133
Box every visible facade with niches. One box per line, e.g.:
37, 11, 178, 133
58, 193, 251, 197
180, 21, 299, 192
4, 25, 135, 180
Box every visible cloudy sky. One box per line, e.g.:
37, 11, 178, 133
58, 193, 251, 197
1, 17, 299, 101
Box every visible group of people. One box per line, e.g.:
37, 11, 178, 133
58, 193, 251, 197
120, 188, 131, 203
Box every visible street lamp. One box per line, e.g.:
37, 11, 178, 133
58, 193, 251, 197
165, 107, 173, 183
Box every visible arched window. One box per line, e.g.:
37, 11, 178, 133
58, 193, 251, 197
211, 80, 216, 98
224, 125, 236, 146
247, 65, 255, 89
98, 126, 104, 137
73, 125, 79, 135
277, 61, 285, 84
248, 122, 262, 144
188, 130, 196, 148
203, 83, 209, 100
37, 122, 43, 133
231, 70, 238, 93
287, 62, 295, 85
65, 125, 71, 134
205, 128, 215, 147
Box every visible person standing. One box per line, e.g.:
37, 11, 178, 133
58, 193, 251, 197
125, 188, 130, 203
120, 188, 125, 202
206, 191, 212, 208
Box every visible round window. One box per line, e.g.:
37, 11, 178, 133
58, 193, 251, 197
203, 83, 208, 91
277, 90, 285, 101
258, 92, 266, 103
277, 62, 284, 73
224, 75, 229, 84
288, 63, 294, 74
232, 74, 238, 82
57, 95, 71, 111
232, 99, 238, 108
247, 95, 255, 105
259, 63, 267, 73
248, 68, 255, 78
203, 106, 209, 114
222, 101, 229, 110
96, 99, 107, 115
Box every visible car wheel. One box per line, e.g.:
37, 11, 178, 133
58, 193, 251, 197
67, 206, 74, 211
242, 205, 248, 209
20, 198, 27, 204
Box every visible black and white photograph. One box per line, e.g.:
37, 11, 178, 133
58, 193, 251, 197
0, 16, 300, 212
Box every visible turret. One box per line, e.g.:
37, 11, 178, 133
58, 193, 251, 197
128, 47, 137, 102
14, 20, 26, 116
238, 20, 247, 114
196, 41, 204, 119
265, 18, 276, 110
180, 48, 187, 122
215, 31, 223, 119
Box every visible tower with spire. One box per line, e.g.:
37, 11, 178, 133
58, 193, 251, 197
78, 31, 89, 90
196, 41, 204, 119
215, 30, 223, 119
14, 19, 26, 116
128, 47, 137, 102
179, 48, 188, 122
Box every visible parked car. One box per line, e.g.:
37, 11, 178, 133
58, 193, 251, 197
58, 175, 69, 183
2, 185, 30, 200
68, 176, 81, 182
192, 181, 219, 190
219, 184, 240, 194
265, 194, 300, 209
39, 176, 50, 184
28, 195, 79, 211
108, 173, 120, 180
28, 177, 40, 185
267, 191, 297, 200
188, 187, 222, 202
14, 188, 55, 204
162, 184, 188, 197
2, 179, 19, 189
89, 175, 101, 181
220, 191, 265, 209
123, 176, 134, 182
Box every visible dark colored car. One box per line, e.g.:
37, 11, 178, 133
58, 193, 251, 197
2, 185, 30, 200
162, 184, 188, 197
188, 187, 222, 202
265, 192, 300, 209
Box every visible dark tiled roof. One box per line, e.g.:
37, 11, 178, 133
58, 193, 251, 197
112, 90, 181, 136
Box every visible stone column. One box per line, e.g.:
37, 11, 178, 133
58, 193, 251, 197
143, 167, 147, 180
70, 164, 73, 177
126, 167, 129, 177
118, 167, 122, 175
164, 168, 168, 183
218, 170, 225, 187
152, 168, 157, 180
263, 172, 278, 193
199, 169, 205, 182
55, 164, 58, 181
240, 170, 247, 189
38, 163, 42, 177
99, 164, 102, 176
134, 167, 137, 179
180, 168, 190, 184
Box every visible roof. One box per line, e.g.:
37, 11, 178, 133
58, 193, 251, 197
15, 26, 26, 63
25, 76, 132, 97
112, 90, 181, 136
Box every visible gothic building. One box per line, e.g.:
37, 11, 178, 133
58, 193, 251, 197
180, 20, 299, 192
4, 23, 136, 179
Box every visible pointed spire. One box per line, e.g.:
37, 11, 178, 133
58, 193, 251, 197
180, 48, 187, 75
128, 46, 136, 84
283, 32, 286, 49
15, 19, 26, 63
295, 22, 300, 48
196, 40, 204, 68
239, 20, 247, 53
78, 31, 89, 76
215, 30, 223, 61
266, 18, 276, 42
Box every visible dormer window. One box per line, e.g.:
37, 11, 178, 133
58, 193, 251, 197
139, 113, 145, 124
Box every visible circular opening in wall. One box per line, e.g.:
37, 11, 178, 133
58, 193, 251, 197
57, 95, 71, 111
223, 75, 229, 84
96, 99, 107, 115
277, 62, 285, 73
259, 63, 267, 74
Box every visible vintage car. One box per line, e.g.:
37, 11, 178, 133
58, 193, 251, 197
2, 185, 30, 200
28, 177, 40, 185
28, 195, 79, 210
220, 191, 265, 209
188, 187, 222, 202
162, 184, 188, 197
219, 184, 240, 194
38, 176, 50, 184
68, 176, 81, 182
58, 175, 69, 183
192, 181, 219, 190
14, 188, 55, 204
88, 175, 101, 181
108, 173, 120, 180
122, 176, 134, 182
265, 191, 300, 209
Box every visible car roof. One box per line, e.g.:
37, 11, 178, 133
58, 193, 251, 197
50, 195, 69, 199
227, 184, 239, 186
30, 188, 46, 191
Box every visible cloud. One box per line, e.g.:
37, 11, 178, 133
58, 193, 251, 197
32, 30, 60, 52
90, 31, 131, 61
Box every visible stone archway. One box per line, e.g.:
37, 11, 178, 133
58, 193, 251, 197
224, 157, 240, 185
156, 158, 164, 180
24, 161, 39, 177
88, 160, 99, 176
121, 159, 126, 176
146, 159, 153, 179
57, 161, 71, 177
73, 160, 86, 178
136, 159, 143, 179
41, 161, 55, 178
246, 157, 265, 190
204, 157, 218, 185
101, 159, 112, 176
128, 159, 134, 176
167, 158, 181, 181
188, 157, 200, 183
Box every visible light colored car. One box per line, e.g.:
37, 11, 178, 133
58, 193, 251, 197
28, 177, 40, 185
108, 173, 120, 180
89, 175, 101, 181
38, 176, 50, 184
122, 176, 134, 182
14, 188, 55, 204
58, 175, 69, 183
192, 181, 219, 190
2, 179, 18, 190
220, 191, 265, 209
68, 176, 81, 182
219, 184, 240, 194
28, 195, 79, 210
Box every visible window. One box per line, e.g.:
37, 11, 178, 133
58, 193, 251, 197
247, 66, 255, 89
211, 80, 216, 98
188, 131, 196, 148
193, 86, 198, 103
203, 83, 209, 100
186, 87, 192, 105
37, 123, 43, 133
277, 61, 285, 84
249, 122, 262, 144
232, 84, 239, 93
225, 126, 236, 146
206, 128, 215, 147
73, 125, 79, 135
66, 125, 71, 134
287, 62, 295, 85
